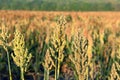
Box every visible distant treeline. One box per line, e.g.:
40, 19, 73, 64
0, 0, 119, 11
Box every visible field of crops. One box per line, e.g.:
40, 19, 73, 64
0, 11, 120, 80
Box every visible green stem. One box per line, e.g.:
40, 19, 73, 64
47, 70, 49, 80
86, 67, 89, 80
55, 61, 57, 80
6, 48, 12, 80
55, 60, 60, 80
21, 68, 24, 80
44, 69, 49, 80
57, 61, 60, 80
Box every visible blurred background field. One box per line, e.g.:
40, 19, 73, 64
0, 0, 120, 80
0, 11, 120, 80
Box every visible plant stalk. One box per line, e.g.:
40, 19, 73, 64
55, 60, 60, 80
57, 61, 60, 80
21, 68, 24, 80
6, 48, 12, 80
55, 61, 57, 80
44, 69, 49, 80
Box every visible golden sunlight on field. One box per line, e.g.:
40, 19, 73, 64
0, 11, 120, 80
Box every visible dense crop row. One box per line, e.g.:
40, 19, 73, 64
0, 11, 120, 80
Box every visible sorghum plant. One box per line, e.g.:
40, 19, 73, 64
42, 49, 55, 80
109, 37, 120, 80
0, 23, 12, 80
69, 31, 89, 80
11, 28, 32, 80
49, 15, 67, 80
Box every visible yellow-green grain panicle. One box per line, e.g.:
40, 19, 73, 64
69, 31, 89, 80
11, 29, 32, 80
49, 15, 67, 80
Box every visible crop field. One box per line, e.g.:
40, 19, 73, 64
0, 11, 120, 80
